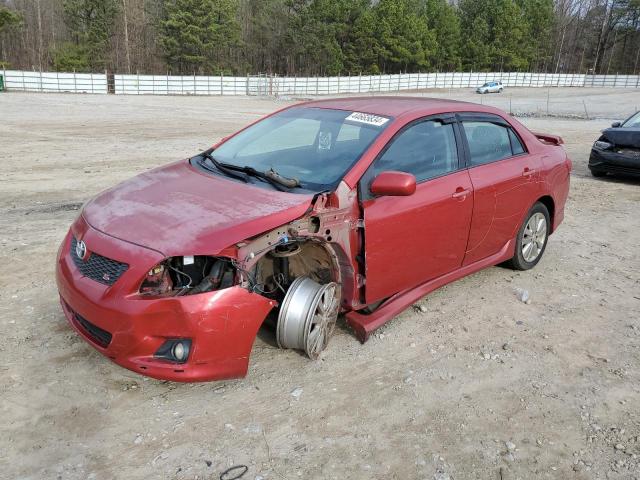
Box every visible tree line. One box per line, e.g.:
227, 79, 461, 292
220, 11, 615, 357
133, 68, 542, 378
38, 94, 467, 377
1, 0, 639, 76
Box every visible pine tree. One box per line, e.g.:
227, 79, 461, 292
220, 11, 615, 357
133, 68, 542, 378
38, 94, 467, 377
159, 0, 240, 74
53, 0, 120, 71
421, 0, 461, 70
0, 6, 22, 33
373, 0, 436, 73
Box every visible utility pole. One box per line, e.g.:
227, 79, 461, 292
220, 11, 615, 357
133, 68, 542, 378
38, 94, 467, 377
122, 0, 132, 74
554, 29, 565, 74
593, 0, 612, 74
36, 0, 44, 71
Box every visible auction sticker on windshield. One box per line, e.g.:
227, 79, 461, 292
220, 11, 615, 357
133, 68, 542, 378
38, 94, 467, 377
345, 112, 390, 127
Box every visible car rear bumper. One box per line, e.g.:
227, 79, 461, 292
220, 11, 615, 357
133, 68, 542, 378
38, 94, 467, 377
56, 224, 275, 382
589, 148, 640, 176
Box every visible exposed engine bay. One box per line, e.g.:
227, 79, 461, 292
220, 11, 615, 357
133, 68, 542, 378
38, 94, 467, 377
139, 255, 237, 296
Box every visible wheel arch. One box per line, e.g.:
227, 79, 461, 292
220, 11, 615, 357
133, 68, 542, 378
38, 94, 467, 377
536, 195, 555, 232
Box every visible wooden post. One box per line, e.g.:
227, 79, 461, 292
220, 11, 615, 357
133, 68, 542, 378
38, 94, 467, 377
546, 89, 550, 115
582, 100, 589, 120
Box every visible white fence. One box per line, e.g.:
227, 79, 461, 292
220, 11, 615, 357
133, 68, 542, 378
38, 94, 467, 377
1, 70, 107, 93
2, 69, 639, 96
114, 74, 247, 95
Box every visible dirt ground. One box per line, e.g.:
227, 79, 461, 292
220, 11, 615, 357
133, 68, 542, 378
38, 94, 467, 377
1, 88, 639, 480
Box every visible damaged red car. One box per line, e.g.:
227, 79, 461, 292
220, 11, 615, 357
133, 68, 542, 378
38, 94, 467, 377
56, 97, 571, 382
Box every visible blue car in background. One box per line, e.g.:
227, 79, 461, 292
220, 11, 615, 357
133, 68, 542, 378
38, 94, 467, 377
476, 81, 504, 94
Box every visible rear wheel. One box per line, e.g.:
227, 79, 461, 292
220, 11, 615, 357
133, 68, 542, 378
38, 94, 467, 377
507, 202, 550, 270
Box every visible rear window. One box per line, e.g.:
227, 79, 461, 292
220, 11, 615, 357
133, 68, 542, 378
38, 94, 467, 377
463, 121, 525, 166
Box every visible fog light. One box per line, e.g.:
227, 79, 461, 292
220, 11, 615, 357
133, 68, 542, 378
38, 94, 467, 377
154, 339, 191, 364
172, 342, 186, 361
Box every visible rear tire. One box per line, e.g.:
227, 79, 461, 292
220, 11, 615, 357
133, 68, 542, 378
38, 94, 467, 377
589, 168, 607, 178
507, 202, 550, 271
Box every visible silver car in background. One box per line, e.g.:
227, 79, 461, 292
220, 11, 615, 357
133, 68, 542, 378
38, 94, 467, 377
476, 81, 504, 94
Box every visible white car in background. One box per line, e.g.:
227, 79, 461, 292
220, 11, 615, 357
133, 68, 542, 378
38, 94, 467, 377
476, 81, 504, 94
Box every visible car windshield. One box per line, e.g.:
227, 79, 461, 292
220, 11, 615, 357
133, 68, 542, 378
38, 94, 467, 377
210, 107, 391, 191
622, 112, 640, 128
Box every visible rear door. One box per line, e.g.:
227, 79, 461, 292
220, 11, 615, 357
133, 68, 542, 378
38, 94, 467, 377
458, 113, 543, 265
360, 115, 474, 303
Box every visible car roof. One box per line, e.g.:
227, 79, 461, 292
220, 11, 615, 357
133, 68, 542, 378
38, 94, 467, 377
297, 96, 505, 119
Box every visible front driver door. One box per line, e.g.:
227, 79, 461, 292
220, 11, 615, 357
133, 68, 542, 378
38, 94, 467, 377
359, 116, 474, 304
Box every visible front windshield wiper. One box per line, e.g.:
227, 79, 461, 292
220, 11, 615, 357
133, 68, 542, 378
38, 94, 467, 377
200, 152, 248, 183
202, 152, 300, 191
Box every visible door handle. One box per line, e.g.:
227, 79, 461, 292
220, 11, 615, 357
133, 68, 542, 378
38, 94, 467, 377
452, 187, 471, 199
522, 167, 536, 177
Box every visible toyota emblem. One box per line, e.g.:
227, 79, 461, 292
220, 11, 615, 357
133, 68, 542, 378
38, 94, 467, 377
76, 240, 87, 260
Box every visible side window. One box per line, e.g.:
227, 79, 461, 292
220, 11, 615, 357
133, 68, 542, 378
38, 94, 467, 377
462, 121, 521, 166
509, 129, 525, 155
368, 120, 459, 184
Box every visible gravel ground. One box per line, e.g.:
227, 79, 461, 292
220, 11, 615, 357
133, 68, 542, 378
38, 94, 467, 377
1, 89, 639, 480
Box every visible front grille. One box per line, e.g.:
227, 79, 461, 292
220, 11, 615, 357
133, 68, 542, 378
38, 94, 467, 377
70, 237, 128, 286
74, 312, 113, 348
617, 149, 640, 157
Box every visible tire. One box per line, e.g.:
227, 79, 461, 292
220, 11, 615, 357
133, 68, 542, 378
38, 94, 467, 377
499, 88, 503, 93
507, 202, 550, 271
589, 168, 607, 178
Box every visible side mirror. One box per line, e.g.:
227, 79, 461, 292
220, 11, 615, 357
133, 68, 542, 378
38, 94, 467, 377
611, 121, 621, 128
370, 171, 416, 197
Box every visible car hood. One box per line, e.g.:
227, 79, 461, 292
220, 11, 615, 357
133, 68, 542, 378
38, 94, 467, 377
82, 160, 314, 257
601, 127, 640, 148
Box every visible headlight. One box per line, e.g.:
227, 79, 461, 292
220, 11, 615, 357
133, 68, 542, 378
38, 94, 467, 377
593, 140, 612, 150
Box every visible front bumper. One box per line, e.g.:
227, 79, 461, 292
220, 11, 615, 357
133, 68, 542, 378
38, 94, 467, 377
589, 148, 640, 176
56, 220, 275, 382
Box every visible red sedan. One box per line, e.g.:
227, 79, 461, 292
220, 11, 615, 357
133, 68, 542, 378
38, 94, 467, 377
56, 97, 571, 382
